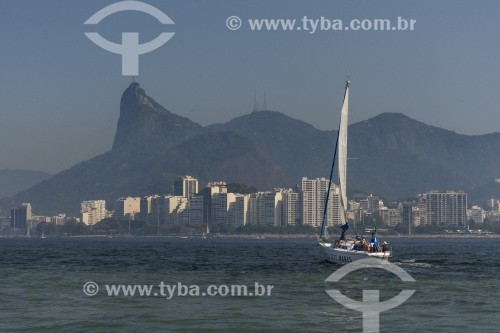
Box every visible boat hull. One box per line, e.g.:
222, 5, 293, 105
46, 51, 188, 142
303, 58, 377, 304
319, 242, 391, 264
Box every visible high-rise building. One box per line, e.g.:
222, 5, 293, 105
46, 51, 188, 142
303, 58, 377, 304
359, 195, 381, 214
81, 200, 106, 226
187, 195, 204, 225
490, 211, 500, 223
10, 203, 32, 229
51, 214, 67, 225
486, 199, 499, 212
247, 191, 283, 226
149, 195, 163, 226
211, 192, 236, 226
174, 175, 199, 198
231, 194, 249, 228
151, 196, 188, 225
411, 206, 423, 226
299, 178, 340, 227
425, 191, 467, 227
470, 206, 485, 224
281, 189, 299, 226
415, 194, 428, 226
138, 195, 156, 223
263, 191, 282, 226
380, 207, 402, 227
114, 197, 141, 221
487, 199, 495, 211
167, 196, 188, 225
247, 193, 261, 225
203, 182, 227, 226
401, 202, 413, 226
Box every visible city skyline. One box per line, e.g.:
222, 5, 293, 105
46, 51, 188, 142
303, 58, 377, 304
1, 1, 500, 173
6, 175, 499, 233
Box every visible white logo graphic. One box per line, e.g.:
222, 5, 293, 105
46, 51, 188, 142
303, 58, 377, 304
226, 16, 242, 30
83, 281, 99, 296
325, 258, 415, 333
84, 1, 175, 76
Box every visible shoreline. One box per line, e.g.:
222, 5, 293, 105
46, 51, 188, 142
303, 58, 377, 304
1, 233, 499, 239
209, 233, 500, 239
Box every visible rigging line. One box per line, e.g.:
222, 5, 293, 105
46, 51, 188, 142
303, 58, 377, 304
320, 126, 340, 238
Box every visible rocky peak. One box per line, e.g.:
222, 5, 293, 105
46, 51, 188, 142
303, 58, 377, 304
112, 82, 203, 152
119, 82, 159, 116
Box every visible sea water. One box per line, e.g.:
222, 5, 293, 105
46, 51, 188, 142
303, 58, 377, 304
0, 237, 498, 332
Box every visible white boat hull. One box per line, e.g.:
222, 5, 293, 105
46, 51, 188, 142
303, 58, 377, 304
319, 242, 391, 264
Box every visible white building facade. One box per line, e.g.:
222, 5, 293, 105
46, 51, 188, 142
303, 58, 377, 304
299, 178, 340, 227
81, 200, 106, 226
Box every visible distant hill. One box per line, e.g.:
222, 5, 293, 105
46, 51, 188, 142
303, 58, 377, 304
0, 169, 51, 200
2, 83, 500, 215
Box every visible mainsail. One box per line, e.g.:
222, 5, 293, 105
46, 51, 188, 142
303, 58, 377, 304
337, 81, 349, 223
320, 81, 350, 240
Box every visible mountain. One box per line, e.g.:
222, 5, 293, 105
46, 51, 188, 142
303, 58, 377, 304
2, 84, 500, 216
112, 82, 203, 152
0, 170, 52, 199
207, 111, 336, 180
152, 131, 291, 188
208, 111, 500, 203
0, 83, 287, 216
347, 113, 500, 199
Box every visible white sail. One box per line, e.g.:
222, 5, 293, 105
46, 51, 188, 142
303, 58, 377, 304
319, 81, 350, 240
338, 82, 349, 216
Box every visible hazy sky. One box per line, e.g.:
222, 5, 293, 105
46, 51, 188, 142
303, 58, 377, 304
1, 0, 499, 174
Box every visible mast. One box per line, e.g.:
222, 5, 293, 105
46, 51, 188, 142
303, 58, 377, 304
320, 81, 350, 240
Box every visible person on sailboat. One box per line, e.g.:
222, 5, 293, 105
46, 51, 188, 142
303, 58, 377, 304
362, 239, 369, 252
370, 232, 379, 252
339, 222, 349, 241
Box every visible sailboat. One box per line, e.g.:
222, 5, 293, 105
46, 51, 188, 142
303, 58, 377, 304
202, 223, 209, 238
318, 81, 391, 264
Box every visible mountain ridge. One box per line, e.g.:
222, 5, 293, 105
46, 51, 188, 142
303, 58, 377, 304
2, 83, 499, 215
